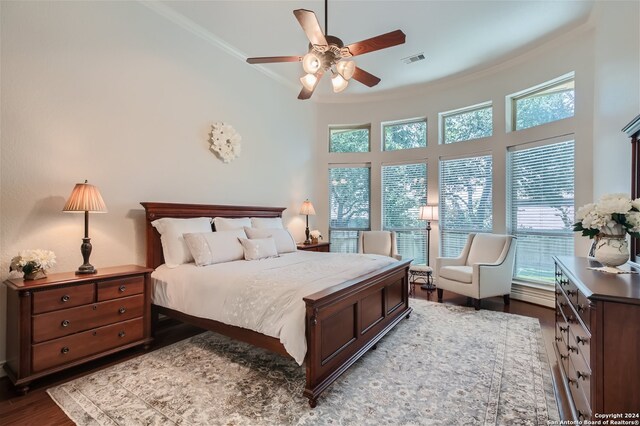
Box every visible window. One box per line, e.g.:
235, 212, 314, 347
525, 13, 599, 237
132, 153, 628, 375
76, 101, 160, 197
439, 155, 493, 257
512, 77, 575, 131
441, 103, 493, 144
508, 140, 575, 284
329, 165, 370, 252
382, 162, 427, 264
383, 118, 427, 151
329, 125, 370, 153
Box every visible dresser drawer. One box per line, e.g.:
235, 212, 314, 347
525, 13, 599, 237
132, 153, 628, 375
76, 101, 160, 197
567, 356, 592, 420
32, 295, 144, 343
32, 317, 143, 373
568, 322, 591, 366
32, 283, 95, 314
575, 291, 591, 331
97, 276, 144, 301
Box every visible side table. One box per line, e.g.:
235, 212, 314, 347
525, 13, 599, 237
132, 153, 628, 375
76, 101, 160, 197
409, 265, 435, 294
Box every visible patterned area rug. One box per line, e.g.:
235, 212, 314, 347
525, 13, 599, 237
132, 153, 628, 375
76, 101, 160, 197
48, 299, 558, 425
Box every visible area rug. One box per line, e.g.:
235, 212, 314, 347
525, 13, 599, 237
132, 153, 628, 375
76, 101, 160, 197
47, 299, 558, 425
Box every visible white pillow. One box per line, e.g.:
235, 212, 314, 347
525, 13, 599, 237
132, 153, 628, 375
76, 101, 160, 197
183, 229, 246, 266
251, 217, 284, 229
239, 237, 278, 260
151, 217, 213, 268
213, 217, 252, 231
244, 227, 297, 254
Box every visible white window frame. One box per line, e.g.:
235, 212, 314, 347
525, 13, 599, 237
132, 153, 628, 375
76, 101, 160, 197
381, 160, 428, 263
506, 72, 575, 132
381, 117, 427, 152
329, 123, 371, 153
439, 101, 493, 145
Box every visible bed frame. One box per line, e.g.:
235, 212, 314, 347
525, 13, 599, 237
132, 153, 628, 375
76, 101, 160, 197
141, 202, 412, 407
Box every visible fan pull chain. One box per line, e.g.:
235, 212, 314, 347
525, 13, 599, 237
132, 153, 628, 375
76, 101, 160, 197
325, 0, 328, 35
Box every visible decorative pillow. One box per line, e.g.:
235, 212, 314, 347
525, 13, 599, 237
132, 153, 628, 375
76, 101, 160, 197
244, 227, 296, 254
213, 217, 252, 231
238, 237, 278, 261
250, 217, 284, 229
183, 229, 246, 266
151, 217, 213, 268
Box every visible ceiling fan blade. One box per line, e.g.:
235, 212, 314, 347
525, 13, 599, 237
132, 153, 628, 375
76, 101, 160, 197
293, 9, 327, 47
246, 56, 302, 64
298, 70, 324, 100
345, 30, 406, 57
352, 67, 381, 87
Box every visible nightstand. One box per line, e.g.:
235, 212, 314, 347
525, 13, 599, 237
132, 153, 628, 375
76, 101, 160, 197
3, 264, 153, 394
297, 241, 331, 252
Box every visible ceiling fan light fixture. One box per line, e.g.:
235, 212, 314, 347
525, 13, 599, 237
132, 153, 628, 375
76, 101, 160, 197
336, 60, 356, 80
300, 73, 318, 91
302, 52, 321, 74
331, 73, 349, 93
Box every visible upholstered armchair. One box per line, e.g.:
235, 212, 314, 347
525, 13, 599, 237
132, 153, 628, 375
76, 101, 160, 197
357, 231, 402, 260
435, 233, 516, 310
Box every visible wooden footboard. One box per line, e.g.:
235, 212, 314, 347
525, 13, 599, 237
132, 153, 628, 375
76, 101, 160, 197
303, 259, 412, 407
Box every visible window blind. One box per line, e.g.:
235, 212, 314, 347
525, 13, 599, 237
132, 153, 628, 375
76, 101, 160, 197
329, 166, 371, 253
439, 155, 493, 257
382, 163, 427, 263
508, 140, 575, 284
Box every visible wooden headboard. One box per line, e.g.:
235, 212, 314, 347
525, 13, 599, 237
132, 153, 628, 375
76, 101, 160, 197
141, 202, 286, 269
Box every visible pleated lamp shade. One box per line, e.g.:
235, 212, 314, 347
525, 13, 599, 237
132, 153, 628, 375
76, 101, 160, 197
299, 200, 316, 216
419, 204, 438, 221
63, 181, 108, 213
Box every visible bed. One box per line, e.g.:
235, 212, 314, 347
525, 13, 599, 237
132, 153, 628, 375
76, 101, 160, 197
141, 202, 412, 407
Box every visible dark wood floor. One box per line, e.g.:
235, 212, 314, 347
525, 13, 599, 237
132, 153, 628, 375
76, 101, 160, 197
0, 288, 567, 425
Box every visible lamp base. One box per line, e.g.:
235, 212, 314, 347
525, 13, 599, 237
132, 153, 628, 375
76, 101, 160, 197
76, 265, 97, 275
303, 239, 312, 245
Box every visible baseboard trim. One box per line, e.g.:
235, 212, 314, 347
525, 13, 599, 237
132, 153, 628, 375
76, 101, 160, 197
511, 282, 555, 308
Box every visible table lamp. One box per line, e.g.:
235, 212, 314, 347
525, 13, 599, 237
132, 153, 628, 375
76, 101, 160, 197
299, 199, 316, 245
63, 180, 107, 274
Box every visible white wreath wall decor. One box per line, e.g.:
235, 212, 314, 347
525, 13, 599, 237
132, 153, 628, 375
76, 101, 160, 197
209, 122, 241, 163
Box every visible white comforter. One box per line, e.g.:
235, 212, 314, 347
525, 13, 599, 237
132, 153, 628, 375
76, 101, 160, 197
152, 251, 398, 365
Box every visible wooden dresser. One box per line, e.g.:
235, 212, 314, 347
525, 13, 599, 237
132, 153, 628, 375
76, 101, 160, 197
553, 256, 640, 420
297, 241, 330, 252
4, 265, 153, 393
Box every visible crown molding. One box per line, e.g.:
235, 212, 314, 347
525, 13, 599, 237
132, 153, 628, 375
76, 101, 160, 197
139, 1, 299, 93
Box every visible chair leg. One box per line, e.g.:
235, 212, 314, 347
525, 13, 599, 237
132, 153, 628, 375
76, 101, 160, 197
503, 294, 511, 305
473, 298, 481, 310
437, 288, 443, 302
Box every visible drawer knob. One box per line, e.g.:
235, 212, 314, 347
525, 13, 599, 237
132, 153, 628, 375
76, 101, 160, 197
559, 326, 569, 333
577, 371, 590, 381
118, 285, 126, 293
560, 354, 568, 360
118, 331, 126, 338
568, 345, 578, 353
568, 377, 578, 386
559, 301, 567, 308
577, 304, 585, 313
118, 307, 126, 314
61, 295, 70, 302
555, 336, 562, 342
555, 290, 561, 296
61, 320, 70, 327
576, 336, 589, 345
567, 290, 577, 297
61, 346, 70, 354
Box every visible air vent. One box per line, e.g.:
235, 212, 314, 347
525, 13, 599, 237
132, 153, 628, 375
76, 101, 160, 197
402, 53, 425, 64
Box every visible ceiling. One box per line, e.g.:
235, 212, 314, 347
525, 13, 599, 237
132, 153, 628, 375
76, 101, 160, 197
159, 1, 595, 102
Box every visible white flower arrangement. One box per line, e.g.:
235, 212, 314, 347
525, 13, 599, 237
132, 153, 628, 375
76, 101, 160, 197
310, 230, 323, 240
9, 249, 56, 275
574, 193, 640, 238
209, 122, 241, 163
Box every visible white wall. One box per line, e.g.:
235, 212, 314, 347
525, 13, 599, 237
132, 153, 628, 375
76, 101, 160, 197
0, 2, 316, 374
592, 1, 640, 197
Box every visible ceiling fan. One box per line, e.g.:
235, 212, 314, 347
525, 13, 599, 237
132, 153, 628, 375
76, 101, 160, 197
246, 0, 406, 100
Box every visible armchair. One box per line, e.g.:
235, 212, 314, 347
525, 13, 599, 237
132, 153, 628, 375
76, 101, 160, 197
357, 231, 402, 260
434, 233, 516, 310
